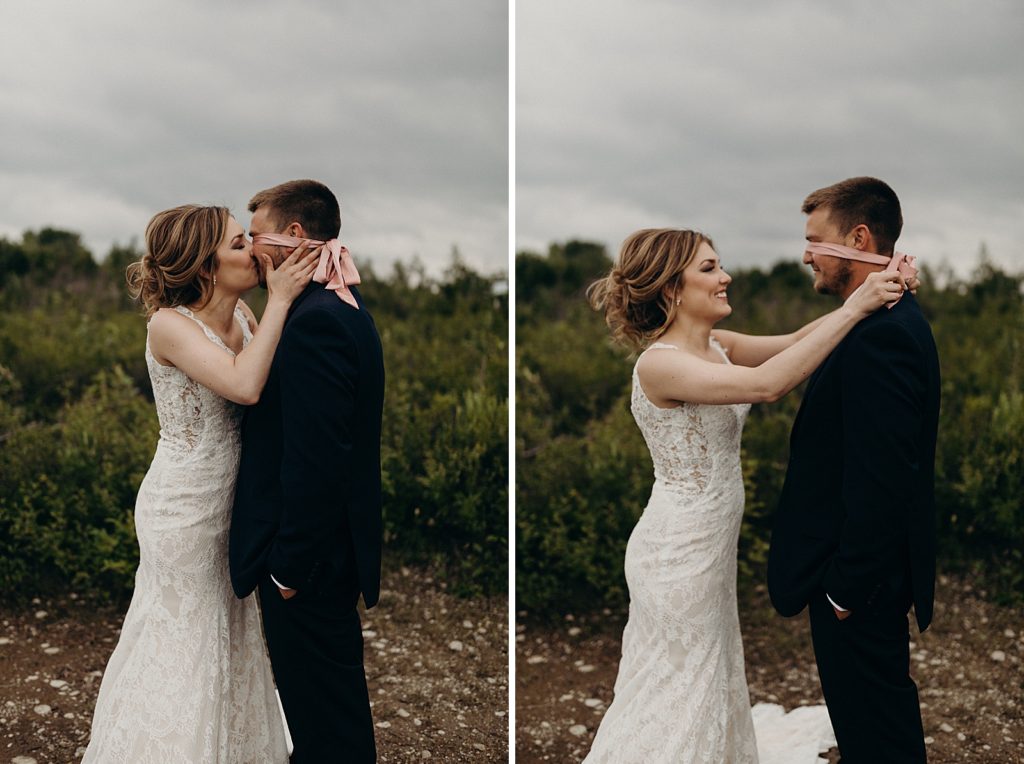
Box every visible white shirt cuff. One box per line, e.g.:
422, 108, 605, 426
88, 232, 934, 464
826, 593, 848, 612
270, 574, 291, 591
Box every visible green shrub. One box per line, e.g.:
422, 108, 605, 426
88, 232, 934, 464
383, 387, 508, 595
516, 392, 650, 615
0, 367, 156, 600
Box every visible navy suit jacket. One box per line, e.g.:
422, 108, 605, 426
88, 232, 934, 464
229, 281, 385, 607
767, 293, 940, 631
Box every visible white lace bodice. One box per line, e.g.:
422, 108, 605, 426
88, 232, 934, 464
146, 305, 247, 459
630, 339, 750, 493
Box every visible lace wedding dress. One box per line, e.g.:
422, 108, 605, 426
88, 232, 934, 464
583, 340, 834, 764
82, 305, 289, 764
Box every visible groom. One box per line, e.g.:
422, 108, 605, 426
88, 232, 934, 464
768, 177, 940, 763
230, 179, 384, 762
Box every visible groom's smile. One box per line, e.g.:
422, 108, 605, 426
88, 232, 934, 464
804, 208, 855, 297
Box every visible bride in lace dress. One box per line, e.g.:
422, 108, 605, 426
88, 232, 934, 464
82, 205, 318, 763
583, 229, 909, 763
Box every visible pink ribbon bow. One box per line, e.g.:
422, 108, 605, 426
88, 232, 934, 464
805, 242, 917, 309
253, 233, 361, 309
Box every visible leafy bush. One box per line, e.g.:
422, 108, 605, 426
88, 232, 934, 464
383, 386, 508, 596
0, 368, 156, 598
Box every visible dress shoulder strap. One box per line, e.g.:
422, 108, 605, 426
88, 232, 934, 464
172, 304, 200, 323
709, 335, 731, 365
233, 304, 253, 343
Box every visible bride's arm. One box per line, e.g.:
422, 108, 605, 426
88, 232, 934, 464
713, 273, 919, 367
148, 249, 317, 405
712, 311, 838, 367
639, 272, 904, 406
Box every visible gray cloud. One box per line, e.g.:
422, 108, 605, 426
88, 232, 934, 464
0, 0, 507, 274
517, 0, 1024, 274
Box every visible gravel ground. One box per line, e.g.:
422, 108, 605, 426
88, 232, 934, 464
516, 574, 1024, 763
0, 565, 508, 764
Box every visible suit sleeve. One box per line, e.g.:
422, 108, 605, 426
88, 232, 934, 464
268, 307, 358, 589
822, 321, 925, 611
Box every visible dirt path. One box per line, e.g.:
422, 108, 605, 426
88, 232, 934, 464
516, 575, 1024, 763
0, 565, 508, 763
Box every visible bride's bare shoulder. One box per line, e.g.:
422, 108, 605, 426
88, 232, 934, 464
635, 344, 688, 383
147, 307, 204, 351
148, 306, 193, 332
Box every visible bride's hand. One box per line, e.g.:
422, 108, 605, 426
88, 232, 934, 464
262, 244, 320, 304
843, 270, 906, 316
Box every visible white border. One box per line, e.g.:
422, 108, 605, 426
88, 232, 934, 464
507, 0, 517, 758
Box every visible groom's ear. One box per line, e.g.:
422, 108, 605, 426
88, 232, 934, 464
284, 221, 306, 238
847, 223, 873, 252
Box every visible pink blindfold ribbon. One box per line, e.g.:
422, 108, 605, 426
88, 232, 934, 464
253, 233, 361, 309
805, 242, 917, 310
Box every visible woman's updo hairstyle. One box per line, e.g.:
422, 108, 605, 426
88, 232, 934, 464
587, 228, 713, 349
127, 204, 230, 316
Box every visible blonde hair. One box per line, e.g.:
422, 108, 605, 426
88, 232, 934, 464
587, 228, 713, 349
126, 204, 229, 316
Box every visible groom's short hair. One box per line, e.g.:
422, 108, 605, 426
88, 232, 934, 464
248, 179, 341, 241
801, 177, 903, 256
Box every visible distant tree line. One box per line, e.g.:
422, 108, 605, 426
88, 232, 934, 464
516, 240, 1023, 617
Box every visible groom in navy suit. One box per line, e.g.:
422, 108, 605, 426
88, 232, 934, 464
230, 179, 384, 762
768, 177, 940, 763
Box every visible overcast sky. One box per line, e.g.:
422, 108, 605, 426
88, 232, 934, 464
0, 0, 507, 275
517, 0, 1023, 276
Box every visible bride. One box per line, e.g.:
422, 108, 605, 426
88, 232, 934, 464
82, 204, 317, 762
583, 228, 908, 763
